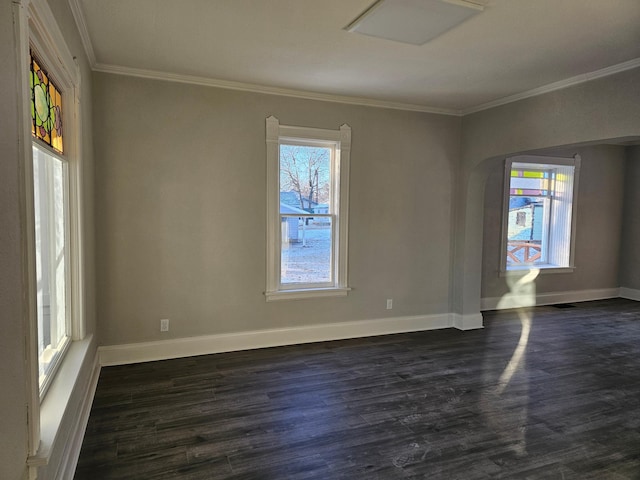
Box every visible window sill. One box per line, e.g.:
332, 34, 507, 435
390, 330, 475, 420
501, 265, 575, 277
265, 287, 351, 302
27, 334, 95, 468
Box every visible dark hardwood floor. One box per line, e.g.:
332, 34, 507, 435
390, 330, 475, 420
75, 299, 640, 479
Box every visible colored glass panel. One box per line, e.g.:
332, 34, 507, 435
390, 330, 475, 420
30, 52, 63, 153
510, 168, 551, 196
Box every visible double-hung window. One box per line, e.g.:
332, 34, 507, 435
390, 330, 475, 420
265, 117, 351, 300
501, 155, 580, 272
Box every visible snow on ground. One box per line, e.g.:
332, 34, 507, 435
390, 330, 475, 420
281, 225, 331, 284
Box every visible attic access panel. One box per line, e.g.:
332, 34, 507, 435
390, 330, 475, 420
346, 0, 484, 45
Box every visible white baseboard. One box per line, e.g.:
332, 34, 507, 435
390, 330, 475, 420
620, 287, 640, 301
99, 312, 472, 366
57, 354, 100, 480
481, 287, 620, 311
451, 313, 484, 330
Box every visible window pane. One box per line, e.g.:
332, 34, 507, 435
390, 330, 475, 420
506, 196, 547, 265
510, 168, 550, 196
33, 145, 69, 388
281, 216, 332, 285
279, 144, 331, 215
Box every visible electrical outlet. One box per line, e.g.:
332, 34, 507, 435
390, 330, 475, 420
386, 299, 393, 310
160, 318, 169, 332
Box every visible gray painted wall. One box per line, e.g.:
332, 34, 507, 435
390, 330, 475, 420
481, 145, 626, 300
0, 0, 96, 478
2, 3, 639, 475
462, 68, 640, 167
453, 68, 640, 316
93, 73, 461, 345
620, 146, 640, 290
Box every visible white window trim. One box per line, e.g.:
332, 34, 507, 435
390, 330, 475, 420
14, 0, 86, 468
500, 154, 580, 275
265, 116, 351, 301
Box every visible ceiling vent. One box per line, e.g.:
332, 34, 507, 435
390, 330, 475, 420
346, 0, 484, 45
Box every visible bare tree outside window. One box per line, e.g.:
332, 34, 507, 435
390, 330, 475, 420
279, 144, 333, 284
280, 145, 330, 211
265, 117, 351, 299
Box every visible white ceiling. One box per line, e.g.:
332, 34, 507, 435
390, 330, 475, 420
73, 0, 640, 115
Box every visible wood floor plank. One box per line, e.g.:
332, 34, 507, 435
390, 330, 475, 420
75, 299, 640, 479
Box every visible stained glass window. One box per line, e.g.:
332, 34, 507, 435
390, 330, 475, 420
509, 167, 552, 196
30, 52, 63, 153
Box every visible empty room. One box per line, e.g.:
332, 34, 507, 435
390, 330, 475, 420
2, 0, 640, 478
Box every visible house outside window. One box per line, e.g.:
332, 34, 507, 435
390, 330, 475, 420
265, 117, 351, 301
502, 155, 580, 273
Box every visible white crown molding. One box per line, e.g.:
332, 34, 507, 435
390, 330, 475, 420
67, 0, 96, 67
65, 0, 639, 117
99, 313, 461, 366
461, 57, 640, 115
93, 57, 640, 117
93, 62, 460, 116
481, 288, 620, 311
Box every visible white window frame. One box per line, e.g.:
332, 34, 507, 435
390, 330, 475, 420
32, 143, 73, 395
500, 154, 580, 274
15, 0, 85, 465
265, 116, 351, 301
